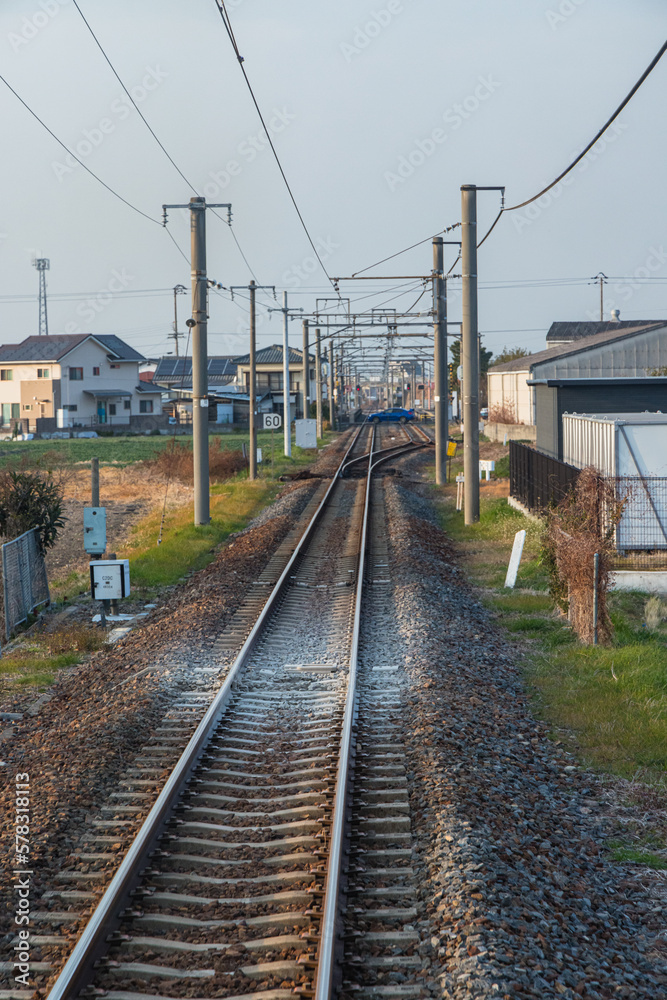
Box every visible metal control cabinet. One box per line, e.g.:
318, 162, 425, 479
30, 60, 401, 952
83, 507, 107, 555
90, 559, 130, 601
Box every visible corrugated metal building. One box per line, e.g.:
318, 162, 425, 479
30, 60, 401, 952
488, 320, 667, 427
529, 377, 667, 459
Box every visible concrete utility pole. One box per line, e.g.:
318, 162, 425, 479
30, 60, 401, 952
315, 328, 324, 439
163, 197, 231, 526
433, 238, 447, 485
248, 281, 257, 480
282, 292, 291, 456
190, 198, 210, 525
461, 185, 480, 524
230, 280, 275, 482
592, 272, 608, 321
302, 319, 310, 419
328, 342, 336, 431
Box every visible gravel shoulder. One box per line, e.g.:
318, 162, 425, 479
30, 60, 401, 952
373, 457, 666, 999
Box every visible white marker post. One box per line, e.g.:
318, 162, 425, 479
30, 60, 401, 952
505, 529, 526, 589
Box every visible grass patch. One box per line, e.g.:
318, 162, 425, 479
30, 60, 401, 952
437, 489, 667, 791
0, 626, 107, 691
609, 844, 667, 870
123, 479, 277, 590
0, 430, 334, 471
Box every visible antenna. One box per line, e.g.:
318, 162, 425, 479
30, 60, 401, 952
33, 258, 50, 336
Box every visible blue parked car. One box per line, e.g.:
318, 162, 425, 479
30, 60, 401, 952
368, 407, 415, 424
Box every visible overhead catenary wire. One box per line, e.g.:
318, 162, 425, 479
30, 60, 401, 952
71, 0, 263, 282
0, 71, 160, 226
212, 0, 340, 297
475, 40, 667, 249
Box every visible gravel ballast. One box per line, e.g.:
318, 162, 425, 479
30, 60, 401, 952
376, 474, 666, 999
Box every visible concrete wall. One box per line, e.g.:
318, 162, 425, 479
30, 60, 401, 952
484, 421, 536, 443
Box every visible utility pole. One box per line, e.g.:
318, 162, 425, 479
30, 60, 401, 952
170, 284, 186, 356
302, 318, 310, 419
315, 328, 323, 439
33, 258, 50, 336
461, 185, 479, 524
282, 292, 291, 456
190, 198, 210, 525
592, 272, 608, 320
230, 281, 276, 482
328, 342, 336, 431
163, 197, 231, 525
433, 237, 447, 484
248, 281, 257, 480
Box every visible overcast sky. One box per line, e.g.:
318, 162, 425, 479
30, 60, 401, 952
0, 0, 666, 368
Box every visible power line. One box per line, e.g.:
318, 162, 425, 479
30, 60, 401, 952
476, 40, 667, 248
72, 0, 196, 193
505, 40, 667, 213
71, 0, 262, 282
351, 224, 461, 278
0, 71, 160, 226
212, 0, 339, 296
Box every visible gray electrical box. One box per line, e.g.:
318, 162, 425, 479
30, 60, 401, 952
84, 507, 107, 555
90, 559, 130, 601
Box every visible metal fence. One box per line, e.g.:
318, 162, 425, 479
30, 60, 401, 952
509, 442, 667, 569
1, 528, 50, 643
610, 477, 667, 570
509, 440, 581, 513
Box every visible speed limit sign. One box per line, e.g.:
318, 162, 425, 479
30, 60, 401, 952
263, 413, 282, 430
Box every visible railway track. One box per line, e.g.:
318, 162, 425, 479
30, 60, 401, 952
9, 422, 434, 1000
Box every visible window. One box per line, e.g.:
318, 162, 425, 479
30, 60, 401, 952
93, 367, 100, 376
23, 404, 32, 411
110, 363, 120, 369
124, 399, 131, 410
11, 403, 20, 419
0, 369, 12, 381
69, 367, 83, 380
37, 368, 49, 378
140, 400, 153, 414
1, 403, 9, 425
269, 372, 283, 391
63, 404, 77, 412
109, 404, 117, 416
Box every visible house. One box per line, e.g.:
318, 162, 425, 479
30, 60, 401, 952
233, 345, 316, 422
487, 321, 667, 430
152, 356, 238, 388
0, 334, 163, 434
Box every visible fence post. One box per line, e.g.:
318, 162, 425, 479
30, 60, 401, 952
593, 551, 599, 645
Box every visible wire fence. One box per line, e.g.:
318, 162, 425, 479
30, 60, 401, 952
509, 442, 667, 570
610, 477, 667, 570
1, 528, 50, 645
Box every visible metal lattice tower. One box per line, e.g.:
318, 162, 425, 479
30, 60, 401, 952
33, 258, 50, 336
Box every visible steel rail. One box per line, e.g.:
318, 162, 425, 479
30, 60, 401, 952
314, 425, 376, 1000
315, 421, 432, 1000
47, 426, 365, 1000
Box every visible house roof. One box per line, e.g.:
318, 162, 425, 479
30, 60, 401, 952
233, 344, 313, 366
545, 320, 665, 344
0, 333, 145, 364
153, 356, 238, 384
488, 322, 667, 373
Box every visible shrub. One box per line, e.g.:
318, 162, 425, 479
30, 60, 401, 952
144, 439, 247, 483
544, 467, 626, 645
487, 399, 519, 424
0, 470, 65, 550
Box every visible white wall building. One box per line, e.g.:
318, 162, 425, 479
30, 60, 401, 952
488, 321, 667, 428
0, 334, 162, 433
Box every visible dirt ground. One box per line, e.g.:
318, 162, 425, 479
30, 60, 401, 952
44, 465, 193, 585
